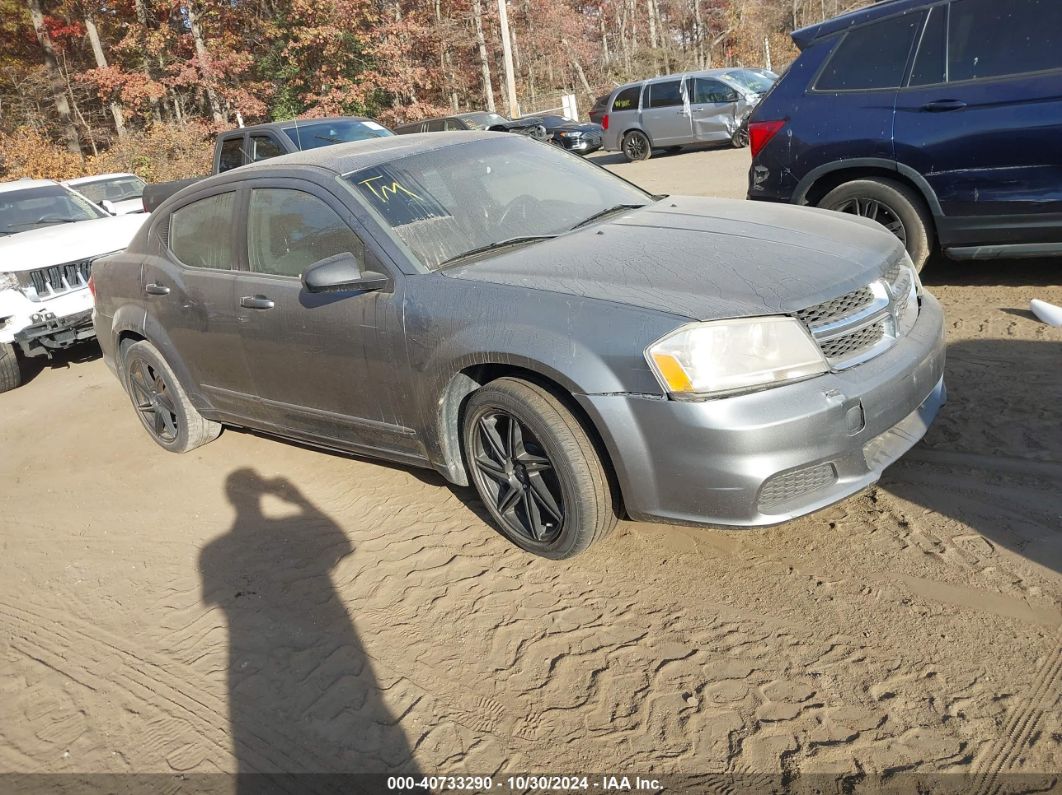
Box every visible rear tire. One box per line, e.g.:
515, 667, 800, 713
818, 178, 933, 271
462, 377, 616, 559
622, 130, 652, 162
0, 342, 22, 393
122, 340, 221, 453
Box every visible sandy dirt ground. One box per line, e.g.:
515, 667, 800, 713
1, 146, 1060, 791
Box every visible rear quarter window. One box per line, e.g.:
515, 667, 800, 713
815, 12, 924, 91
611, 86, 641, 112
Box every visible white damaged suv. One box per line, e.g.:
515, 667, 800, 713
0, 179, 147, 393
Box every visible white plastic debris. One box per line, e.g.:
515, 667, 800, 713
1030, 299, 1062, 327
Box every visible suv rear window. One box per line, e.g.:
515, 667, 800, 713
948, 0, 1062, 82
816, 12, 923, 90
611, 86, 641, 112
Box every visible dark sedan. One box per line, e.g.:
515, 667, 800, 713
394, 111, 547, 141
533, 114, 604, 154
92, 133, 945, 559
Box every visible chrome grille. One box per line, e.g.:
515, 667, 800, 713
18, 258, 93, 301
820, 320, 886, 360
796, 263, 920, 371
759, 463, 837, 511
795, 286, 874, 326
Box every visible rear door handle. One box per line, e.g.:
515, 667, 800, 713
923, 99, 967, 112
144, 283, 170, 296
239, 295, 275, 310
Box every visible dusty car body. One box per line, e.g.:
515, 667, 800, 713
603, 68, 778, 160
92, 132, 945, 558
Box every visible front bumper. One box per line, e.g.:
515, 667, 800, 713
561, 135, 603, 153
1, 286, 96, 356
577, 292, 947, 527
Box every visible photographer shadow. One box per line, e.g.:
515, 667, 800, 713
199, 468, 422, 793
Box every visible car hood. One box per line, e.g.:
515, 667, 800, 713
549, 121, 603, 133
443, 196, 905, 321
0, 213, 148, 272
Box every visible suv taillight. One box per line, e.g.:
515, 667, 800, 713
602, 113, 609, 131
749, 120, 785, 158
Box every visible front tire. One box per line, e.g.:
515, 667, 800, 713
818, 178, 933, 271
122, 340, 221, 453
622, 130, 652, 162
731, 124, 749, 148
462, 378, 616, 559
0, 342, 22, 393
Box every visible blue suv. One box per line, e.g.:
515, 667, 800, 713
747, 0, 1062, 269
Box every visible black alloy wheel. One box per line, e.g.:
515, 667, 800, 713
622, 130, 651, 161
831, 197, 908, 247
470, 410, 565, 544
128, 357, 180, 444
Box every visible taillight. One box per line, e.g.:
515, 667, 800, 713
602, 113, 609, 131
87, 274, 96, 299
749, 120, 785, 158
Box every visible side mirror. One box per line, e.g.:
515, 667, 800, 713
101, 199, 118, 215
301, 252, 390, 294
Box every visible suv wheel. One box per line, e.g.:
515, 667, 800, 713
818, 178, 933, 271
122, 340, 221, 453
622, 131, 651, 162
0, 342, 22, 393
462, 377, 616, 559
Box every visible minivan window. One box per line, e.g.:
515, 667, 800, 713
693, 78, 737, 104
218, 138, 244, 172
648, 80, 684, 108
723, 69, 775, 94
909, 4, 947, 86
611, 86, 641, 112
816, 12, 923, 90
169, 192, 235, 269
247, 189, 364, 278
948, 0, 1062, 82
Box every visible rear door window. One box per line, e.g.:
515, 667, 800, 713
648, 80, 684, 108
611, 85, 642, 112
250, 135, 285, 162
948, 0, 1062, 82
816, 12, 924, 90
909, 4, 947, 86
169, 192, 236, 269
246, 188, 364, 278
218, 137, 244, 172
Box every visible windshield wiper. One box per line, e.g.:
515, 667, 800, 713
570, 203, 646, 230
438, 235, 558, 267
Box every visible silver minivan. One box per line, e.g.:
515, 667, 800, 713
602, 68, 777, 161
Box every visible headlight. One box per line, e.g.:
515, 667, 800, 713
646, 316, 828, 399
894, 262, 921, 337
0, 272, 18, 291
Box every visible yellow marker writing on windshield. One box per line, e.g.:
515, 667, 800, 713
359, 175, 421, 203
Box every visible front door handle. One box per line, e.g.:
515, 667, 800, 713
144, 283, 170, 296
239, 295, 275, 310
923, 99, 967, 112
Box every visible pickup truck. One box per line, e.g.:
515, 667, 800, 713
142, 116, 393, 212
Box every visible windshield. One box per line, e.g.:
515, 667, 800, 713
283, 119, 393, 150
343, 135, 651, 270
0, 184, 108, 236
723, 69, 777, 94
458, 112, 509, 130
72, 175, 147, 204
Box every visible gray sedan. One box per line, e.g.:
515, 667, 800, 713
91, 132, 945, 558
